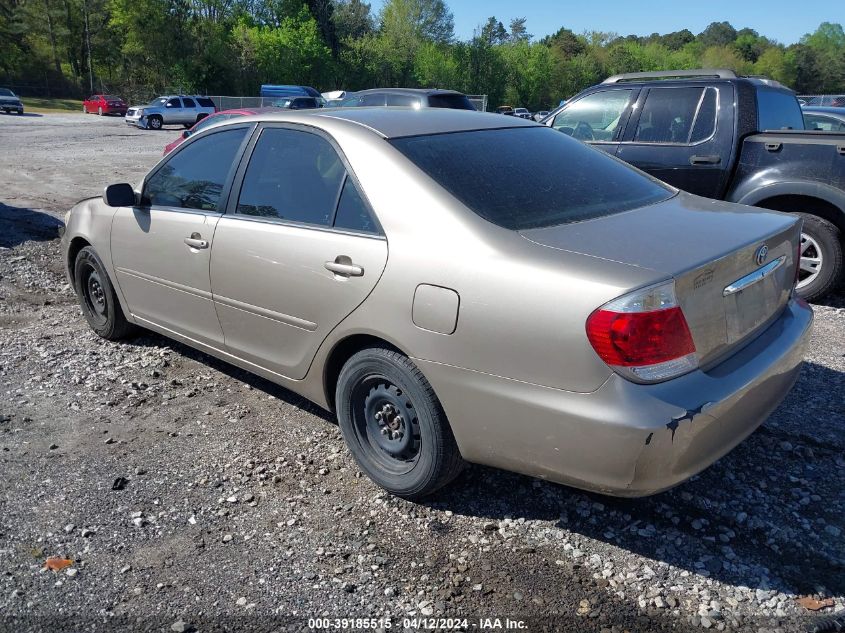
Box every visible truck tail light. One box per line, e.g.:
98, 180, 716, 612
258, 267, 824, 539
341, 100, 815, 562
586, 280, 697, 383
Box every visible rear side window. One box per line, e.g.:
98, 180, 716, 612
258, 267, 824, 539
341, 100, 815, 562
427, 93, 476, 110
634, 87, 715, 144
235, 128, 345, 226
143, 128, 247, 210
391, 127, 672, 230
196, 97, 215, 108
757, 89, 804, 131
333, 177, 377, 234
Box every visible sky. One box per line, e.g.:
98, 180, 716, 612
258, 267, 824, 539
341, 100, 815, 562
371, 0, 839, 45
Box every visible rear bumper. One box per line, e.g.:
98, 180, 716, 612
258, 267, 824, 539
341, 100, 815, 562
418, 297, 813, 496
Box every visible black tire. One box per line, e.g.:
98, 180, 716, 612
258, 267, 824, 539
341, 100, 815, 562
147, 115, 163, 130
795, 213, 843, 302
183, 123, 193, 129
195, 113, 207, 124
335, 347, 464, 499
73, 246, 135, 340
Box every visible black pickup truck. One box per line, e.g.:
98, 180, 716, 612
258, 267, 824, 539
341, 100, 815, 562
544, 69, 845, 300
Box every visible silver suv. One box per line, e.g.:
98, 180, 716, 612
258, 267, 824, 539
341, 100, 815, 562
125, 95, 217, 130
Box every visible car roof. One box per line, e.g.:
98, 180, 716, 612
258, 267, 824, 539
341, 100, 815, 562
235, 107, 537, 139
352, 88, 465, 97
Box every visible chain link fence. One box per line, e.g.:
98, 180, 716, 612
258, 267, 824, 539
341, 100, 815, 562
798, 94, 845, 106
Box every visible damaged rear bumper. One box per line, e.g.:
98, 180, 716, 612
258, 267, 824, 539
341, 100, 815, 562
417, 297, 813, 497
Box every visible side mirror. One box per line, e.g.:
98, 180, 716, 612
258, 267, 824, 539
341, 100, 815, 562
182, 130, 191, 139
103, 183, 136, 207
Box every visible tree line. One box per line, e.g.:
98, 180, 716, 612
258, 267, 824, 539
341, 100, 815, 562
1, 0, 844, 109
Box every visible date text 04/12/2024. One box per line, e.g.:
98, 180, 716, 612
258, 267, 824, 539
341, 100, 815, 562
308, 618, 528, 629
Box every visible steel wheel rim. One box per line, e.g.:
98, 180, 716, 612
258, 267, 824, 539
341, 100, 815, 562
350, 375, 421, 475
796, 231, 823, 290
81, 264, 108, 325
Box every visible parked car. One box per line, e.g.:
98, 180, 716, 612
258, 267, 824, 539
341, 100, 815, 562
340, 89, 476, 110
322, 90, 348, 107
544, 69, 845, 301
495, 105, 515, 115
260, 84, 324, 104
0, 87, 24, 114
63, 108, 811, 499
83, 94, 127, 116
513, 107, 532, 119
533, 110, 550, 121
125, 95, 217, 130
163, 107, 272, 155
271, 96, 321, 110
802, 106, 845, 132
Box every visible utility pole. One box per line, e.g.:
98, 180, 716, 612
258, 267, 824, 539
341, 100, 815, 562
83, 0, 93, 94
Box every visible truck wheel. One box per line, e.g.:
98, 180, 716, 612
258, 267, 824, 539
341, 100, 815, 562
795, 213, 843, 302
147, 115, 163, 130
335, 347, 464, 499
73, 246, 136, 340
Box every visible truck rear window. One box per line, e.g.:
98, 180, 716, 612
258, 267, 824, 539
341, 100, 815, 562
390, 127, 673, 230
758, 89, 804, 131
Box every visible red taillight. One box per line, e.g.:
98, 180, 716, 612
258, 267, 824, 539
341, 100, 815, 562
586, 280, 698, 383
586, 306, 696, 367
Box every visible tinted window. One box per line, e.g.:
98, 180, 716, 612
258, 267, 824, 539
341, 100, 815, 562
196, 97, 215, 108
391, 127, 671, 230
291, 97, 318, 109
690, 88, 717, 142
552, 90, 632, 141
758, 89, 804, 131
427, 94, 476, 110
166, 97, 181, 108
334, 177, 377, 234
386, 94, 421, 107
236, 128, 345, 226
182, 97, 196, 108
143, 128, 247, 211
360, 93, 386, 106
634, 87, 707, 144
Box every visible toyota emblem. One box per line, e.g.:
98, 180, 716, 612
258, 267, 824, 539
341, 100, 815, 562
754, 244, 769, 266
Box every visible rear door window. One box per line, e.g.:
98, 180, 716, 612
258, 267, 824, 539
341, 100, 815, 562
633, 87, 715, 144
143, 128, 248, 211
391, 127, 671, 230
182, 97, 196, 108
235, 128, 346, 227
386, 94, 421, 107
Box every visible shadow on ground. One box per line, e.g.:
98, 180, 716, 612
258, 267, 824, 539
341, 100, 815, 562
0, 203, 64, 248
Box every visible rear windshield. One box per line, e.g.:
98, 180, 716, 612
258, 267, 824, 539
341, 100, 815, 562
427, 94, 476, 110
390, 127, 672, 230
758, 89, 804, 131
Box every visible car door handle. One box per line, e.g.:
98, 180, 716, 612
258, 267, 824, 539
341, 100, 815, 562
184, 233, 209, 249
689, 154, 721, 165
325, 259, 364, 277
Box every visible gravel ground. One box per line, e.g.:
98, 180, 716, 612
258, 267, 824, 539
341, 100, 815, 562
1, 113, 844, 633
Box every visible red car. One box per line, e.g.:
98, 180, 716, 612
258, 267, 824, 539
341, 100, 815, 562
83, 94, 128, 116
163, 108, 265, 155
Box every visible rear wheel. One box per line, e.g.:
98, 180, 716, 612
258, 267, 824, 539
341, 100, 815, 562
73, 246, 135, 340
335, 347, 464, 499
147, 115, 163, 130
795, 213, 843, 302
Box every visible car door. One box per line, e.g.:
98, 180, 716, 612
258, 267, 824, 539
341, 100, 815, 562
616, 85, 733, 198
181, 97, 198, 123
210, 124, 388, 380
110, 125, 252, 346
546, 88, 639, 156
163, 97, 182, 124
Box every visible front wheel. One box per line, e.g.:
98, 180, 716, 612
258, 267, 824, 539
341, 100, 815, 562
147, 115, 163, 130
795, 213, 843, 302
335, 347, 464, 499
73, 246, 136, 340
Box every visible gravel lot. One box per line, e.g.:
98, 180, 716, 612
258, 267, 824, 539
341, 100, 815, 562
1, 112, 844, 633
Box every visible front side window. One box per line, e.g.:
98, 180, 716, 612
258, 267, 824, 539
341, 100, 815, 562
166, 97, 181, 108
634, 87, 715, 144
391, 127, 672, 231
143, 128, 248, 211
552, 90, 633, 141
235, 128, 346, 226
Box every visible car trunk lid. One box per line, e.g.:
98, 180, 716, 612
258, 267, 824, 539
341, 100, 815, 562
520, 193, 800, 369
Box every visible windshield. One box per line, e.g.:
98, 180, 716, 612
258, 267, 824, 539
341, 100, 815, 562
150, 97, 168, 106
0, 88, 15, 97
390, 127, 672, 230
